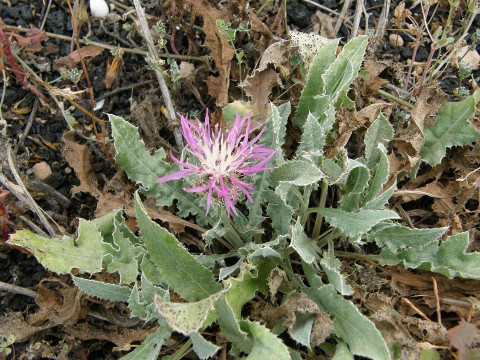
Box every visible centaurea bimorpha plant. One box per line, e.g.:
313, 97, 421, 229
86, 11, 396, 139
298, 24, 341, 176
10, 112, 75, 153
156, 112, 275, 217
9, 34, 480, 360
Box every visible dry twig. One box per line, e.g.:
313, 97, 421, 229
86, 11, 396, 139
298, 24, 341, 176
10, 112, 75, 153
132, 0, 184, 150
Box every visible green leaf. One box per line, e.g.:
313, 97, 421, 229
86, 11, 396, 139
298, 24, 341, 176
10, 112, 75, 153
272, 159, 324, 186
190, 332, 221, 360
135, 192, 221, 301
304, 284, 391, 360
364, 113, 394, 168
430, 232, 480, 279
293, 39, 339, 128
266, 192, 295, 236
321, 208, 400, 239
224, 261, 272, 318
323, 36, 368, 95
72, 276, 132, 302
263, 102, 290, 165
128, 274, 167, 322
154, 291, 223, 335
120, 327, 171, 360
291, 219, 320, 264
420, 92, 480, 166
367, 224, 447, 252
248, 103, 290, 228
339, 166, 370, 211
215, 297, 251, 354
288, 312, 315, 350
103, 213, 142, 284
240, 320, 291, 360
297, 112, 331, 156
364, 182, 396, 210
8, 219, 107, 274
332, 341, 354, 360
364, 145, 390, 204
109, 114, 206, 219
375, 230, 480, 280
320, 250, 353, 296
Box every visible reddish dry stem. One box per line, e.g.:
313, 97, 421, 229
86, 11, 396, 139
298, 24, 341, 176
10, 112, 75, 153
0, 28, 47, 102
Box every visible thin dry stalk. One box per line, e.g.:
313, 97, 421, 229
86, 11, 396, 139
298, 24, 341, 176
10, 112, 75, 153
375, 0, 390, 39
0, 146, 60, 237
350, 0, 364, 39
335, 0, 353, 35
132, 0, 184, 150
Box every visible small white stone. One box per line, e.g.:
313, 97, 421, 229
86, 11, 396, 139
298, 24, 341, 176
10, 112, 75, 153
89, 0, 109, 18
32, 161, 52, 180
389, 34, 404, 48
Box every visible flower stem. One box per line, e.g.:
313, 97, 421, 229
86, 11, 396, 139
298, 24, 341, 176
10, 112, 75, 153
312, 179, 328, 240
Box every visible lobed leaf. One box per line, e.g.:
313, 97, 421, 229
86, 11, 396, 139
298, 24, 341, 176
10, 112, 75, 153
293, 39, 339, 128
248, 102, 290, 229
320, 250, 353, 296
154, 291, 223, 335
190, 332, 221, 360
290, 219, 320, 264
109, 114, 206, 219
364, 113, 394, 168
103, 213, 142, 284
430, 232, 480, 279
420, 91, 480, 166
8, 219, 107, 274
321, 208, 400, 239
240, 320, 291, 360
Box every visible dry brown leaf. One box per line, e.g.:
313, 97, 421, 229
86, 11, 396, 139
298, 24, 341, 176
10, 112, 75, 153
370, 308, 423, 359
28, 285, 83, 327
185, 0, 234, 107
8, 26, 48, 52
447, 319, 480, 360
62, 131, 102, 198
178, 61, 195, 80
249, 9, 273, 53
267, 267, 287, 299
53, 45, 104, 69
362, 60, 390, 97
334, 102, 392, 152
453, 46, 480, 70
311, 11, 336, 39
256, 41, 289, 75
144, 197, 205, 234
104, 49, 123, 89
49, 86, 87, 100
65, 322, 157, 351
240, 67, 280, 121
0, 312, 51, 342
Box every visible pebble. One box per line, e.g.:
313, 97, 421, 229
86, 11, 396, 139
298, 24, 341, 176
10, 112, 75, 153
89, 0, 109, 18
389, 34, 404, 48
32, 161, 52, 181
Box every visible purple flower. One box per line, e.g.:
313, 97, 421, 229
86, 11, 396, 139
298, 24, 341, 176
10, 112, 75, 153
156, 112, 276, 217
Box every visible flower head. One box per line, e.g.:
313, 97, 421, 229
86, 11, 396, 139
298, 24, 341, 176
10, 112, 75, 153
156, 112, 275, 216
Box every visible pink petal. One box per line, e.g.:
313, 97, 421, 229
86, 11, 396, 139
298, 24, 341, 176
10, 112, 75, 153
156, 169, 192, 183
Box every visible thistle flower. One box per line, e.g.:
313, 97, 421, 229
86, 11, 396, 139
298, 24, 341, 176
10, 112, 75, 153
156, 112, 275, 216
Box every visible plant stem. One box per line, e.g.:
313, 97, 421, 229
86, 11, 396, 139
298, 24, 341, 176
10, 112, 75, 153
256, 0, 273, 16
376, 89, 414, 109
312, 179, 328, 240
166, 339, 192, 360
